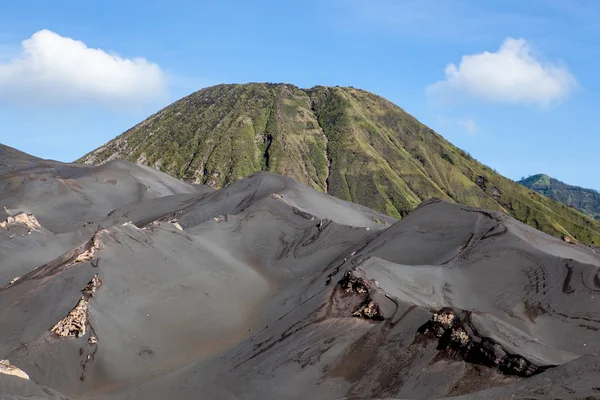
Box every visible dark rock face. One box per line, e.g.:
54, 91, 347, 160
499, 355, 538, 377
418, 310, 541, 377
340, 270, 371, 295
352, 298, 384, 320
475, 175, 488, 191
338, 270, 384, 320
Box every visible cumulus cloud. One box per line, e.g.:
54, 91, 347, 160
427, 38, 577, 108
0, 30, 167, 107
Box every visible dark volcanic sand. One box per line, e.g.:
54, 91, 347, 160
1, 144, 600, 400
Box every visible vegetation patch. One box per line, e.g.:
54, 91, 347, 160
77, 83, 600, 245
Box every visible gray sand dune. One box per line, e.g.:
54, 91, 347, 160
1, 144, 600, 399
0, 373, 68, 400
0, 153, 204, 234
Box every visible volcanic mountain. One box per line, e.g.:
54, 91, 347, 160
79, 83, 600, 245
2, 143, 600, 399
520, 174, 600, 221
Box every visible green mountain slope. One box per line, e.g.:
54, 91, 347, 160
520, 174, 600, 221
78, 83, 600, 245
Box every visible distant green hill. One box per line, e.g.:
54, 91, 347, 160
520, 174, 600, 221
78, 83, 600, 244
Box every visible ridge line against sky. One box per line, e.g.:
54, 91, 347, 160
0, 0, 598, 190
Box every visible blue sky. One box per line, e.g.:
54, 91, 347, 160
0, 0, 599, 189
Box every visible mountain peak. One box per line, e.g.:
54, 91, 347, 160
78, 83, 600, 244
519, 173, 552, 187
519, 173, 600, 221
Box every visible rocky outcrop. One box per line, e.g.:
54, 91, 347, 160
418, 309, 541, 377
75, 232, 104, 264
352, 298, 383, 320
340, 270, 370, 294
51, 275, 102, 338
0, 359, 29, 380
0, 211, 42, 234
212, 215, 227, 223
339, 270, 383, 320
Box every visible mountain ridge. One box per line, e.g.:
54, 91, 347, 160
78, 83, 600, 245
520, 173, 600, 221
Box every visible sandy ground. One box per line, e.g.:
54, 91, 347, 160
2, 143, 600, 400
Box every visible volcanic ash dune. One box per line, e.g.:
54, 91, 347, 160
1, 144, 600, 400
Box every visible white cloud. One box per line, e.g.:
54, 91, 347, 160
0, 30, 167, 107
427, 38, 577, 107
458, 118, 478, 134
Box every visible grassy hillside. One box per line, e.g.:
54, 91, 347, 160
520, 174, 600, 221
79, 83, 600, 245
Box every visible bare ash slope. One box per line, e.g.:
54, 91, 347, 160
2, 143, 600, 400
78, 83, 600, 245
